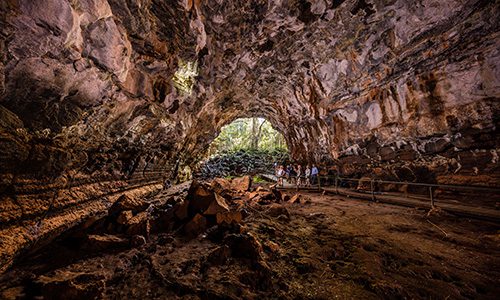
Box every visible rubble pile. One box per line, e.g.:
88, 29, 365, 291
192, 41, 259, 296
0, 177, 314, 298
47, 175, 309, 257
195, 149, 289, 179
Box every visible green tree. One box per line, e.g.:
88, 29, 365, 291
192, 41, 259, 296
208, 118, 287, 155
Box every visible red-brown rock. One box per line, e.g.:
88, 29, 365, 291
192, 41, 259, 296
231, 176, 252, 192
125, 212, 150, 238
204, 194, 230, 215
116, 210, 133, 225
184, 213, 207, 237
216, 210, 243, 225
109, 194, 148, 214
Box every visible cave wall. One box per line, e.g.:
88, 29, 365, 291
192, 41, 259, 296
0, 0, 499, 272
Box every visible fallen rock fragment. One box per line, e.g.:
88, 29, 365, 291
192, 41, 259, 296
288, 194, 301, 204
263, 240, 281, 254
224, 233, 263, 260
109, 194, 148, 214
287, 194, 312, 205
130, 235, 146, 247
266, 204, 290, 220
231, 175, 252, 192
187, 181, 221, 215
37, 271, 105, 300
216, 210, 243, 225
210, 178, 233, 198
116, 210, 133, 225
125, 212, 150, 238
174, 199, 190, 220
255, 186, 267, 192
204, 194, 230, 215
184, 213, 207, 237
84, 234, 129, 251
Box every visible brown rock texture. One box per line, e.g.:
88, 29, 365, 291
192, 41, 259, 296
0, 0, 499, 273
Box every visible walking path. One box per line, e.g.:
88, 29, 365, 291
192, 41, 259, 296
260, 173, 500, 222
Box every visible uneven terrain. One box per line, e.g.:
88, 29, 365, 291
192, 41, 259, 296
1, 180, 498, 299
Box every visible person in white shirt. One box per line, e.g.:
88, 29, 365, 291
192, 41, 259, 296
296, 165, 302, 186
305, 165, 311, 186
276, 165, 285, 186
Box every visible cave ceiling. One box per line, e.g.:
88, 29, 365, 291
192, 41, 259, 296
0, 0, 498, 171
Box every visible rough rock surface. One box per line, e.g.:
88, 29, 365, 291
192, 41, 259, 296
0, 0, 499, 273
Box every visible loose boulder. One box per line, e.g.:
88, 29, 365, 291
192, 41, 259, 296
231, 175, 252, 192
109, 194, 148, 215
184, 213, 208, 237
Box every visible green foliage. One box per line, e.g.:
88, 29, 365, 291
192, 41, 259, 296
172, 59, 198, 95
208, 118, 288, 155
253, 175, 268, 183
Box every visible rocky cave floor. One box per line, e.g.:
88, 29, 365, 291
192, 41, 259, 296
1, 179, 499, 300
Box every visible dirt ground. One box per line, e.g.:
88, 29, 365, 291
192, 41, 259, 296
1, 187, 499, 299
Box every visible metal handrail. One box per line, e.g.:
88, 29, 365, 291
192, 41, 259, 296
318, 175, 500, 193
265, 172, 499, 211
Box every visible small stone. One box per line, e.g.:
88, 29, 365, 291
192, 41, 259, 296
174, 200, 190, 220
210, 178, 232, 197
207, 245, 231, 265
110, 194, 148, 215
288, 194, 301, 204
266, 204, 290, 220
85, 234, 129, 251
263, 240, 280, 254
130, 235, 146, 247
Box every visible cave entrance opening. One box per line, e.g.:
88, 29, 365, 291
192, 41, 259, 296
195, 117, 290, 179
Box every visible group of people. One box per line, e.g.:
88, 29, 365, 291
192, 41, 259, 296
274, 163, 319, 187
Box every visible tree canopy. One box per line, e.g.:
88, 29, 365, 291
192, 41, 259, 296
208, 118, 288, 155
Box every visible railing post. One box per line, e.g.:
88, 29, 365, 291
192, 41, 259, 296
429, 186, 434, 207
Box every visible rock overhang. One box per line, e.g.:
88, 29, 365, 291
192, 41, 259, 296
0, 0, 498, 177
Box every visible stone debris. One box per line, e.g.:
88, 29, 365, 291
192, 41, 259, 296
204, 194, 230, 215
195, 149, 289, 179
206, 245, 232, 265
224, 233, 264, 260
216, 211, 243, 225
231, 175, 252, 192
125, 212, 150, 238
288, 194, 311, 205
183, 213, 208, 237
109, 194, 148, 214
82, 234, 130, 251
116, 210, 133, 225
266, 204, 291, 220
36, 271, 105, 300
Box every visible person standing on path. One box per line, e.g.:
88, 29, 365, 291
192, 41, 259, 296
305, 165, 311, 187
311, 164, 319, 185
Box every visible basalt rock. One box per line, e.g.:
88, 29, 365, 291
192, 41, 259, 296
0, 0, 499, 274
